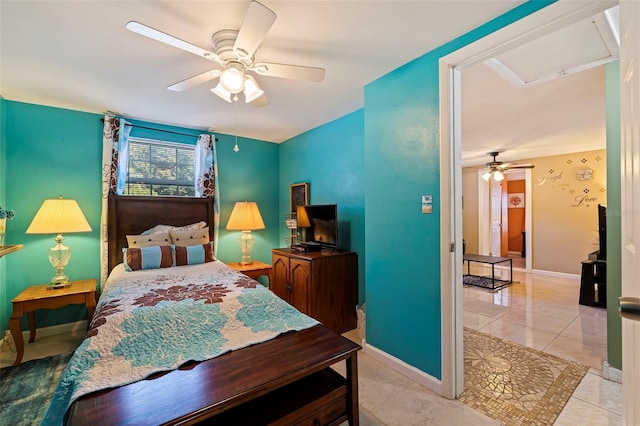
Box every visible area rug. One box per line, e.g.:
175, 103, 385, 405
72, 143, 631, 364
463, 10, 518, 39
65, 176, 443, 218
459, 328, 588, 426
463, 275, 514, 290
0, 352, 72, 426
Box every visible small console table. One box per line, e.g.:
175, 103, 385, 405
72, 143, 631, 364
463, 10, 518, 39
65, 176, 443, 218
463, 254, 513, 290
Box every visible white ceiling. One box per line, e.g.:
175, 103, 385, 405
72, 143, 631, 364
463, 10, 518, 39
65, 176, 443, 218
0, 1, 614, 165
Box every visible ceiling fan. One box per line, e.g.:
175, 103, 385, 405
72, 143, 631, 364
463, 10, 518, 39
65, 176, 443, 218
126, 1, 326, 107
482, 151, 534, 181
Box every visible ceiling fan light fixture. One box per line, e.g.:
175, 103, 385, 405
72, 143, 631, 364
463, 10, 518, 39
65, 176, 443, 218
220, 62, 245, 93
482, 171, 492, 181
243, 75, 264, 103
211, 82, 232, 102
493, 170, 505, 181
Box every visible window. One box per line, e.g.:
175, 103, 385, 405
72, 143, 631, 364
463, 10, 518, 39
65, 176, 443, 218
126, 138, 196, 196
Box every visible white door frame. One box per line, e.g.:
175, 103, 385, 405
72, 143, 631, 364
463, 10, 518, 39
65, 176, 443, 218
439, 0, 618, 399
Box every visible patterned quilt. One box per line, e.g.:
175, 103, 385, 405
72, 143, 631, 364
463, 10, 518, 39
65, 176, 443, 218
44, 261, 319, 425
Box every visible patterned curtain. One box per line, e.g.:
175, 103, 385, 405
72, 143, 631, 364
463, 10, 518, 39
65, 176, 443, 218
100, 116, 131, 284
195, 134, 220, 256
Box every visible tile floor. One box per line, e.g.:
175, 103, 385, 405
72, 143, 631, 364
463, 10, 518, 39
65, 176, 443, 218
1, 264, 624, 425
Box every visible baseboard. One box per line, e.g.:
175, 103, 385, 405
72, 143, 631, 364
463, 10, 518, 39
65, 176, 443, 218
363, 341, 442, 395
531, 269, 581, 280
602, 361, 623, 384
0, 320, 86, 356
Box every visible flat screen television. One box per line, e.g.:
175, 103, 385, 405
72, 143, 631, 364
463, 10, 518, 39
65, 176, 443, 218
297, 204, 338, 249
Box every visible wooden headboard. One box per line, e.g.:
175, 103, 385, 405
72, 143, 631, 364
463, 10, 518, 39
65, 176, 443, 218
107, 195, 215, 273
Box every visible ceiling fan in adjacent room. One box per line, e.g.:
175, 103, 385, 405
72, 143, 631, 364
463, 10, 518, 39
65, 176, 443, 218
126, 1, 326, 107
482, 151, 535, 181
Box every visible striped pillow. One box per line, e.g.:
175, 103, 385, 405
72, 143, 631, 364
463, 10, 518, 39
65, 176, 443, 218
174, 243, 215, 266
123, 245, 174, 271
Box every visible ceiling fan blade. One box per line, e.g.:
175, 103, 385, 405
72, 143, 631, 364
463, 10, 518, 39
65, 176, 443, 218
126, 21, 221, 63
251, 93, 270, 107
254, 62, 325, 82
504, 164, 535, 169
167, 70, 221, 92
234, 1, 277, 59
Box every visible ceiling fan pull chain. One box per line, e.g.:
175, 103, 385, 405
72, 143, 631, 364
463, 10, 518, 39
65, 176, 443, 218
233, 97, 240, 152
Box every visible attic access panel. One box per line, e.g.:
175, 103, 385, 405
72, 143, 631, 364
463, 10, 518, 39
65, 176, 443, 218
485, 7, 619, 87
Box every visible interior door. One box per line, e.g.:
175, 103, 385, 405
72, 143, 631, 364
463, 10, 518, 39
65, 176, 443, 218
620, 1, 640, 422
500, 182, 509, 258
489, 180, 501, 256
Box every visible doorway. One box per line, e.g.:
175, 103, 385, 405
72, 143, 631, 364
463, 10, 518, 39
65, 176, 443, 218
475, 168, 533, 271
438, 1, 618, 399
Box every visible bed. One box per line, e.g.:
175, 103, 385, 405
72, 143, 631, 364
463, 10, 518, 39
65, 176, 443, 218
47, 195, 361, 425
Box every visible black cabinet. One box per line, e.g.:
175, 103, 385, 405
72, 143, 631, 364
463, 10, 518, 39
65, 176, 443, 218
579, 259, 606, 307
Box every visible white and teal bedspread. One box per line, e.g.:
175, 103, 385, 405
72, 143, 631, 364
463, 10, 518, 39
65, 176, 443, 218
44, 261, 318, 425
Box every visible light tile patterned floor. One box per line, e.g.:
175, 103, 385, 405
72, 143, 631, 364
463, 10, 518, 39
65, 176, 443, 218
2, 262, 623, 425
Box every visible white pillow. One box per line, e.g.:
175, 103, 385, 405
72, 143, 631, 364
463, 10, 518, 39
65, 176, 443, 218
126, 232, 172, 248
142, 221, 207, 235
170, 227, 210, 247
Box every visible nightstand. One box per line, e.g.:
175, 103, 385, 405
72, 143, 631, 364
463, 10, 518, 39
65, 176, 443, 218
9, 279, 97, 366
226, 260, 272, 283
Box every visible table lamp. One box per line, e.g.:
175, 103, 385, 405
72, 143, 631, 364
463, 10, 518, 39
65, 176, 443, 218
26, 196, 92, 287
226, 201, 265, 265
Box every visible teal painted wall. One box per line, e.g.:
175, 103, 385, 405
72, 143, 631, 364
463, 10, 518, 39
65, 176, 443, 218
4, 101, 103, 333
605, 61, 622, 370
1, 97, 7, 333
364, 1, 553, 378
279, 110, 365, 304
215, 133, 279, 269
2, 101, 279, 333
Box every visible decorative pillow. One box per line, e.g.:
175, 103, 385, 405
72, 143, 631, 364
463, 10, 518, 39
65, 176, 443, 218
313, 219, 336, 244
126, 232, 172, 248
123, 245, 174, 272
174, 242, 215, 266
142, 221, 207, 235
170, 227, 210, 247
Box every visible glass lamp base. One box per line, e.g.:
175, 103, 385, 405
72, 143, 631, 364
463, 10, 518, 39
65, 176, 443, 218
49, 234, 71, 286
239, 230, 255, 265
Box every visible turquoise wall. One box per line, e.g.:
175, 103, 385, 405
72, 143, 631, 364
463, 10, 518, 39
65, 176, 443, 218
279, 110, 365, 304
363, 1, 553, 378
605, 60, 622, 370
1, 97, 6, 333
1, 101, 279, 333
4, 101, 103, 333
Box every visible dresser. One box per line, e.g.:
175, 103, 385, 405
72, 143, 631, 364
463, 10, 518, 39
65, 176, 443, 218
271, 248, 357, 334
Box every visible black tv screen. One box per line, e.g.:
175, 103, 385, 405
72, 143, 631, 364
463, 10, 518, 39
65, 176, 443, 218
297, 204, 338, 248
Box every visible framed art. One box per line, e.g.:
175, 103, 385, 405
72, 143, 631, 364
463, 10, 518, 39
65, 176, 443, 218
508, 193, 525, 208
290, 183, 309, 214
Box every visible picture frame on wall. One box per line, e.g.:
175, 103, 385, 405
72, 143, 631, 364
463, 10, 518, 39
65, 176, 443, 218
508, 193, 525, 208
290, 182, 309, 214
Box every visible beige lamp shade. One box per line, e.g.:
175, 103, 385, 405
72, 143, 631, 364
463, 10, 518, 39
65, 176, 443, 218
26, 197, 92, 234
226, 201, 265, 231
296, 205, 311, 228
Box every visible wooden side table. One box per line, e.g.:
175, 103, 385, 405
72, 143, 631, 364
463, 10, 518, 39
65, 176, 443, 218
226, 260, 272, 283
9, 278, 97, 366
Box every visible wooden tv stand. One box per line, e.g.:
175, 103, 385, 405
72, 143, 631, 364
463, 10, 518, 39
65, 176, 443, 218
271, 248, 358, 334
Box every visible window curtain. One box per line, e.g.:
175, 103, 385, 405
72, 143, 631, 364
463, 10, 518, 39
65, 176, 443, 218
100, 115, 131, 284
195, 134, 220, 256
